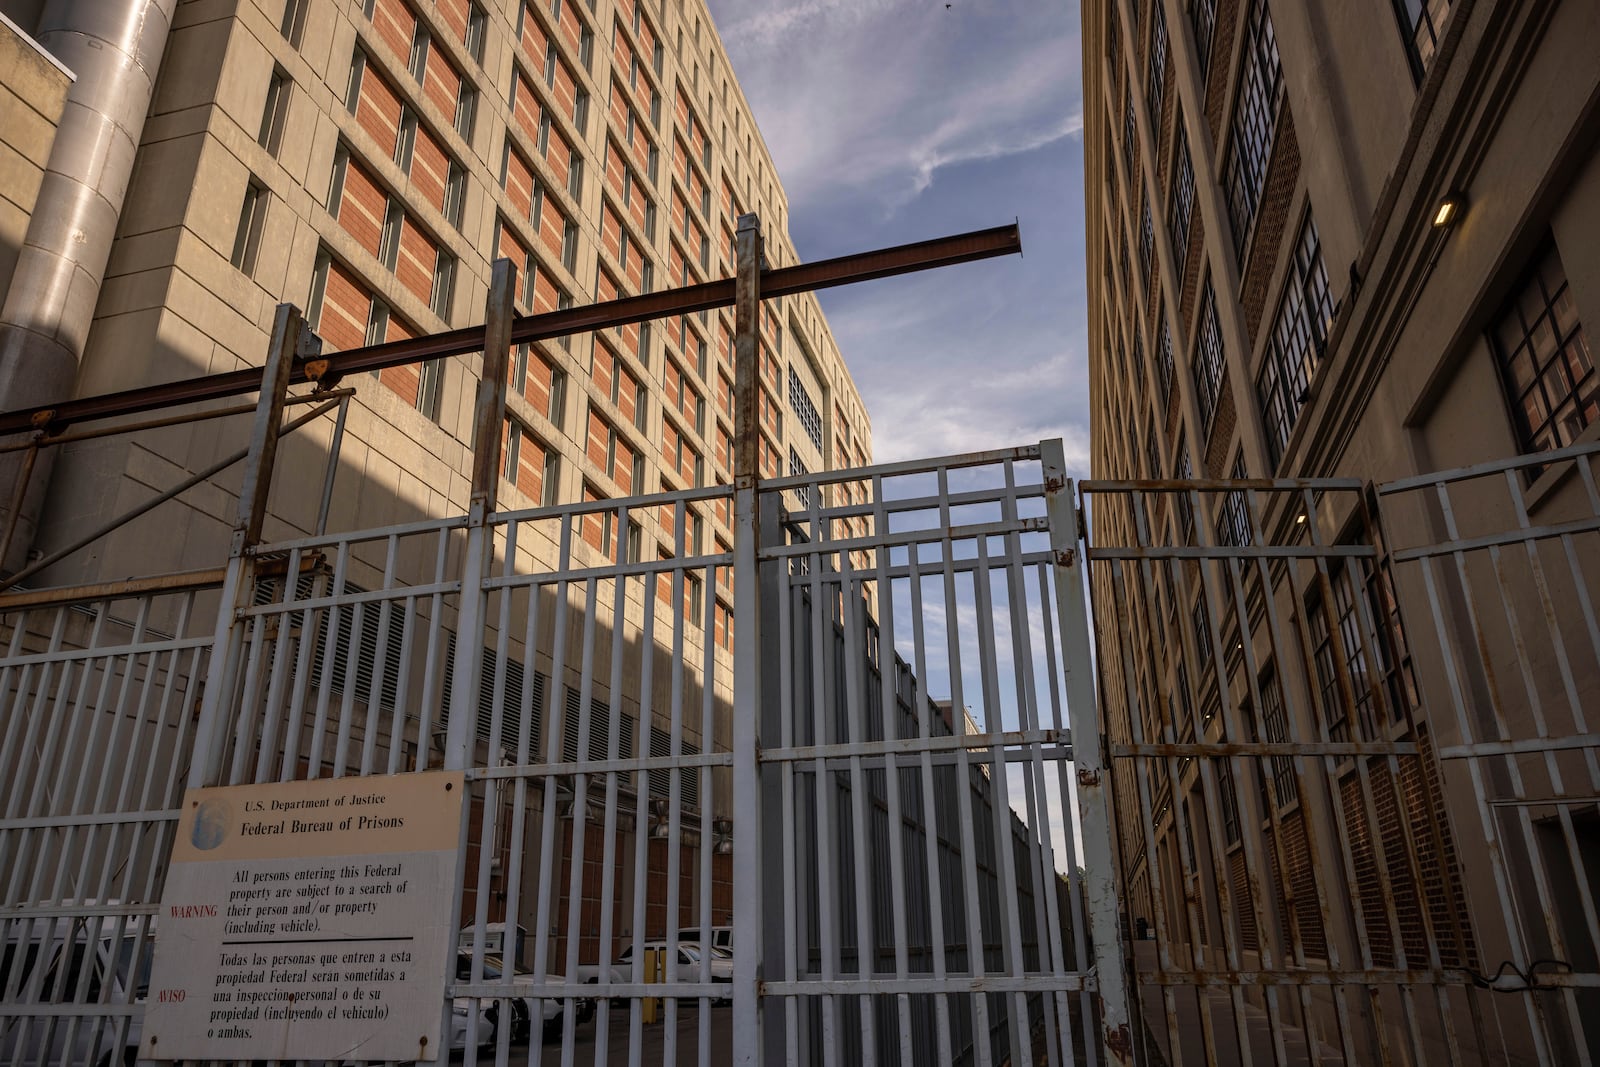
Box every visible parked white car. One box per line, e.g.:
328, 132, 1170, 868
458, 953, 593, 1042
679, 926, 733, 951
0, 914, 152, 1067
577, 938, 733, 990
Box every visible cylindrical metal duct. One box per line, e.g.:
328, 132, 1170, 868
0, 0, 179, 573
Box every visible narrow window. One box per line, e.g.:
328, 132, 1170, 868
365, 301, 390, 346
431, 253, 457, 319
1221, 0, 1284, 262
549, 366, 567, 428
307, 250, 331, 327
568, 156, 584, 201
327, 144, 349, 215
416, 359, 444, 420
344, 50, 366, 113
466, 3, 488, 64
455, 86, 478, 142
1147, 1, 1167, 118
444, 161, 467, 229
1192, 0, 1217, 80
580, 27, 594, 69
542, 450, 560, 505
379, 202, 403, 271
574, 90, 590, 134
640, 258, 654, 294
1194, 279, 1226, 436
503, 422, 521, 480
1257, 213, 1334, 465
408, 26, 431, 82
1391, 0, 1453, 82
259, 67, 291, 157
395, 107, 418, 170
1169, 118, 1195, 277
231, 181, 269, 274
280, 0, 310, 48
562, 219, 579, 271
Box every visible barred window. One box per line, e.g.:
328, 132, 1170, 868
1194, 279, 1226, 435
1158, 306, 1175, 402
1169, 118, 1195, 277
1307, 522, 1415, 746
788, 366, 824, 451
1257, 214, 1335, 466
1147, 1, 1168, 118
1392, 0, 1452, 82
1145, 417, 1160, 478
1192, 0, 1217, 80
1119, 229, 1131, 300
1133, 330, 1146, 388
1216, 454, 1252, 547
1174, 432, 1194, 545
1221, 0, 1284, 262
789, 448, 811, 511
1490, 243, 1594, 456
1258, 667, 1297, 806
1138, 197, 1154, 279
1123, 86, 1137, 178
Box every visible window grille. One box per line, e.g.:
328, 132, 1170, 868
1169, 118, 1194, 277
788, 366, 824, 451
1221, 0, 1283, 262
1257, 214, 1334, 466
1194, 279, 1225, 435
1490, 242, 1595, 456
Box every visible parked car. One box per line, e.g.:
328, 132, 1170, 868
456, 952, 593, 1042
615, 941, 732, 1001
679, 926, 733, 951
0, 914, 152, 1066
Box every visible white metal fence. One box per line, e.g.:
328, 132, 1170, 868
0, 436, 1125, 1066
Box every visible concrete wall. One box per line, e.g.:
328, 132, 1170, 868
0, 12, 70, 306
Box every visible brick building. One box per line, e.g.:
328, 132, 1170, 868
0, 0, 870, 977
1083, 0, 1600, 1060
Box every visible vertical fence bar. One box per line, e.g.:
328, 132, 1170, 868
733, 211, 765, 1065
1041, 439, 1134, 1065
189, 301, 302, 790
442, 257, 515, 1058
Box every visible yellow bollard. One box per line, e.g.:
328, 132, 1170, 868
642, 947, 662, 1024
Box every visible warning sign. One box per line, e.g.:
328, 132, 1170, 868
142, 771, 466, 1062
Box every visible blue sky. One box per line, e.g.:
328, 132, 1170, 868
703, 0, 1089, 472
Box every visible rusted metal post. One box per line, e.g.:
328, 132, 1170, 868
0, 439, 39, 574
443, 258, 516, 770
189, 303, 304, 789
1041, 438, 1136, 1065
732, 213, 764, 1065
440, 258, 517, 1056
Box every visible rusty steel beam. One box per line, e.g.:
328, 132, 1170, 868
0, 224, 1021, 437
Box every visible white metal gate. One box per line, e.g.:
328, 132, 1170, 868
0, 442, 1127, 1066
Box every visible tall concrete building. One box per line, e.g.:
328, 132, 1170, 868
0, 0, 871, 986
1084, 0, 1600, 1061
0, 0, 871, 575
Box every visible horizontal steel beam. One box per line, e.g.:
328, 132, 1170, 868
0, 224, 1022, 436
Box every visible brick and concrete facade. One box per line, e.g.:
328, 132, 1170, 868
0, 0, 870, 975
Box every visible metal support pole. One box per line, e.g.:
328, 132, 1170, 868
1041, 438, 1136, 1065
0, 439, 38, 572
189, 303, 303, 789
439, 258, 516, 1054
732, 213, 764, 1065
443, 258, 516, 771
